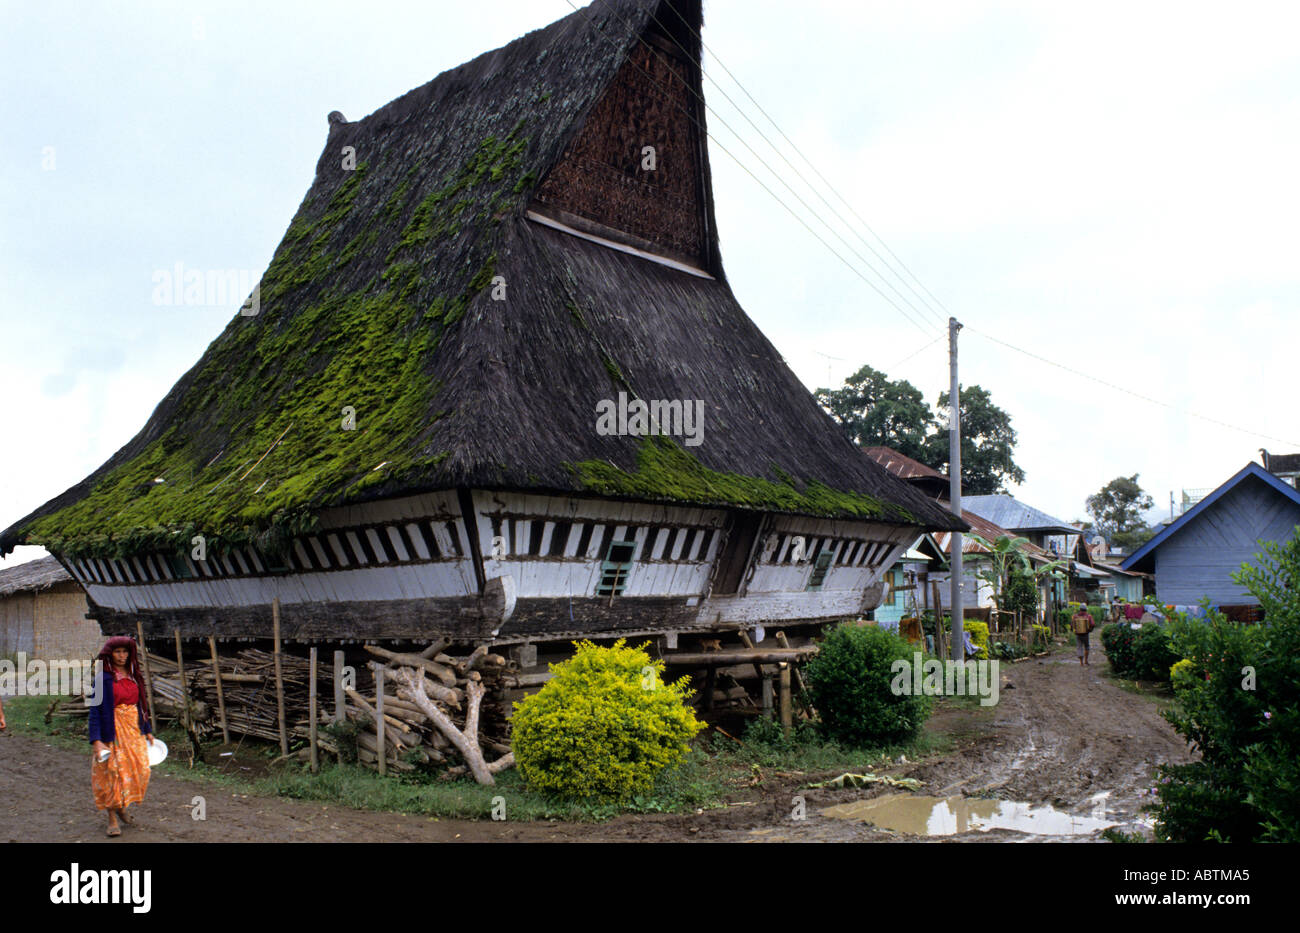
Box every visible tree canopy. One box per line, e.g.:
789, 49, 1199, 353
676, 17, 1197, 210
1086, 474, 1155, 551
814, 365, 934, 464
816, 369, 1025, 494
925, 385, 1025, 495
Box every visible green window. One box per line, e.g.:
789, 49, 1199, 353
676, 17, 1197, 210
596, 540, 637, 597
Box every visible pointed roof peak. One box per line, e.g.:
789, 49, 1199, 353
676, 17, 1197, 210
2, 0, 963, 559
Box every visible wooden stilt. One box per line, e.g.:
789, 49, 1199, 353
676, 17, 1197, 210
136, 620, 157, 727
333, 649, 345, 724
774, 631, 815, 718
272, 597, 288, 757
761, 672, 774, 719
375, 662, 387, 777
779, 663, 792, 734
737, 630, 768, 683
309, 647, 319, 774
173, 629, 190, 733
932, 581, 946, 658
208, 635, 229, 744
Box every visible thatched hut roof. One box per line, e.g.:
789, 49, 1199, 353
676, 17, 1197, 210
0, 556, 74, 598
2, 0, 963, 560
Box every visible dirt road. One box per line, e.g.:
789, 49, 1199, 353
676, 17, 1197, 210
0, 641, 1191, 842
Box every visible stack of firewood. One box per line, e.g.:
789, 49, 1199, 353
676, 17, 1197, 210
335, 642, 516, 784
184, 647, 333, 743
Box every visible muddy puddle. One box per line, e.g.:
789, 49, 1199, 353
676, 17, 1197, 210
820, 792, 1117, 838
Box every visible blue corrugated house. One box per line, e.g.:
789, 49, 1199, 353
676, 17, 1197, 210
1120, 462, 1300, 609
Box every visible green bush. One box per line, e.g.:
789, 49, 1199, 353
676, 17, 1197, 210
1103, 621, 1177, 681
1131, 623, 1178, 682
804, 622, 931, 747
1155, 533, 1300, 843
1088, 605, 1108, 626
1004, 570, 1039, 615
1030, 624, 1051, 648
1101, 622, 1137, 672
510, 640, 704, 803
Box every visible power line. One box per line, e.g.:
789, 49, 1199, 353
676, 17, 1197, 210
657, 0, 952, 326
887, 335, 945, 372
558, 3, 1294, 457
967, 326, 1300, 448
558, 0, 935, 335
647, 4, 948, 329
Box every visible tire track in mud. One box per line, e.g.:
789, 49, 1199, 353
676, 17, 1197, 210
729, 642, 1195, 842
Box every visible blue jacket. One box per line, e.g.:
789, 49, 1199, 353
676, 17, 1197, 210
88, 671, 153, 745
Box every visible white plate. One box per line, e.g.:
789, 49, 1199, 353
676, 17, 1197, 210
146, 737, 168, 767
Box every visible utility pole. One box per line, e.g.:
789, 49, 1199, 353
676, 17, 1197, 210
948, 317, 964, 663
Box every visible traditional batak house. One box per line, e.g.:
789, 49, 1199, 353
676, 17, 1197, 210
1, 0, 963, 653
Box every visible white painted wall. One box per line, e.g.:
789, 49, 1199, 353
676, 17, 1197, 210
67, 487, 933, 627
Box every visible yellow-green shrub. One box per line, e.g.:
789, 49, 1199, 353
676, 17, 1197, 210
963, 621, 990, 659
1170, 657, 1197, 692
510, 640, 704, 802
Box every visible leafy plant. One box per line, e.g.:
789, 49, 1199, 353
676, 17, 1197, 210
1102, 621, 1177, 682
804, 622, 931, 747
1154, 531, 1300, 842
990, 641, 1029, 661
510, 640, 704, 803
1004, 569, 1040, 616
1169, 658, 1198, 692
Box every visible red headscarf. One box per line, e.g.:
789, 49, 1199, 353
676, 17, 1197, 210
97, 636, 150, 724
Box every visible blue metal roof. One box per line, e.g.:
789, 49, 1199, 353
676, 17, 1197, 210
963, 494, 1080, 535
1120, 462, 1300, 573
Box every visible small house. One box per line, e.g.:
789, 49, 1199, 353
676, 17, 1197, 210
1120, 461, 1300, 612
1260, 449, 1300, 489
0, 556, 102, 663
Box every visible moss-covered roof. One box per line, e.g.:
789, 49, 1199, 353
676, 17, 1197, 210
1, 0, 963, 560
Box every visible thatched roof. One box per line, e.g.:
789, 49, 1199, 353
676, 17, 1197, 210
0, 556, 74, 598
2, 0, 963, 560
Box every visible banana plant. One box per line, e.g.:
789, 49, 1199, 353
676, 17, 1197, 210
967, 532, 1032, 608
968, 533, 1067, 626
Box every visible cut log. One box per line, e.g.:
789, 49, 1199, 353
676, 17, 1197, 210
509, 671, 553, 688
376, 665, 462, 710
456, 644, 488, 675
395, 667, 502, 786
364, 645, 457, 687
418, 638, 453, 660
345, 688, 419, 736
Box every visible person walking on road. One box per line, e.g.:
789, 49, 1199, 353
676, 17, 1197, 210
1072, 605, 1096, 666
89, 636, 155, 837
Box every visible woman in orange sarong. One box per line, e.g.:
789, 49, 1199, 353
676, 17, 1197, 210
89, 636, 154, 837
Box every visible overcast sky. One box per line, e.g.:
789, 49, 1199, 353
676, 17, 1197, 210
2, 0, 1297, 570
